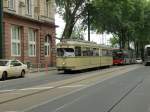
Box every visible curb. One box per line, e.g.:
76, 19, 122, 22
28, 68, 57, 73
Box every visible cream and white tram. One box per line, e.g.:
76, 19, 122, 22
56, 39, 113, 71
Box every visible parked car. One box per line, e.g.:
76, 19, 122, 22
0, 59, 27, 80
135, 58, 143, 64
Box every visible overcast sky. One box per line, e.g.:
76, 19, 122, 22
55, 14, 112, 45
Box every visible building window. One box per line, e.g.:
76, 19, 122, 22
45, 36, 50, 56
46, 0, 50, 17
28, 28, 36, 56
26, 0, 32, 15
11, 25, 21, 56
8, 0, 15, 10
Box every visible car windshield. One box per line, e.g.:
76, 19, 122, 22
0, 61, 9, 66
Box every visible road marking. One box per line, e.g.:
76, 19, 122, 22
0, 85, 86, 94
58, 85, 87, 88
0, 87, 54, 93
0, 89, 17, 93
19, 87, 54, 91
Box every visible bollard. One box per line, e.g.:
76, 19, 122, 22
37, 63, 40, 72
45, 63, 48, 75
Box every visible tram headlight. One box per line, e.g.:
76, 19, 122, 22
62, 62, 66, 65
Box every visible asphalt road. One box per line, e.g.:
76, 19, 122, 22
0, 69, 100, 91
27, 65, 150, 112
1, 64, 150, 112
0, 66, 123, 91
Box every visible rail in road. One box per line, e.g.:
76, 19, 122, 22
0, 65, 141, 111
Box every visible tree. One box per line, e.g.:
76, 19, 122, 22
91, 0, 147, 49
109, 35, 119, 48
56, 0, 87, 39
70, 25, 85, 40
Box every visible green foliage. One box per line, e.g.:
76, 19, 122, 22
55, 0, 87, 39
109, 35, 119, 47
91, 0, 149, 49
71, 25, 85, 40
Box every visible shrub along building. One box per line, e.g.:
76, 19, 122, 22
3, 0, 56, 67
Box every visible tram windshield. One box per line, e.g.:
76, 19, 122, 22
113, 55, 124, 59
57, 48, 75, 57
113, 49, 128, 60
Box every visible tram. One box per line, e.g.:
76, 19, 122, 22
144, 45, 150, 66
56, 39, 113, 72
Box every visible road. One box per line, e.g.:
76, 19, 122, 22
0, 66, 126, 91
0, 65, 150, 112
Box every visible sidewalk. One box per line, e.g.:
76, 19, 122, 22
28, 67, 57, 73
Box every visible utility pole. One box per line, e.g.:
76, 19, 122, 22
0, 0, 3, 58
87, 0, 90, 41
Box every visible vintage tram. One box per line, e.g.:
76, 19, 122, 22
56, 39, 113, 72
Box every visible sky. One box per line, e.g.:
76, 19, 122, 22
55, 14, 112, 45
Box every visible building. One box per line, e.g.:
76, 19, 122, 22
3, 0, 56, 67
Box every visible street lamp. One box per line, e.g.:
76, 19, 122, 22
0, 0, 3, 58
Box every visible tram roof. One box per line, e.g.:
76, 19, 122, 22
57, 39, 111, 49
145, 45, 150, 49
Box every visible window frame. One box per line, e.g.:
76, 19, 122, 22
28, 28, 36, 57
26, 0, 32, 15
8, 0, 15, 10
45, 36, 50, 56
11, 25, 21, 57
46, 0, 51, 17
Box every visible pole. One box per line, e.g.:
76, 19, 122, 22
87, 1, 90, 41
0, 0, 3, 58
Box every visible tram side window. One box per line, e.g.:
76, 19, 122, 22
107, 50, 112, 56
75, 47, 81, 56
83, 50, 88, 56
57, 48, 64, 56
93, 48, 99, 56
102, 49, 112, 56
82, 48, 91, 56
89, 50, 93, 56
102, 49, 107, 56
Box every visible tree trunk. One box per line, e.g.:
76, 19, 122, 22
61, 18, 75, 39
119, 30, 125, 49
119, 36, 122, 49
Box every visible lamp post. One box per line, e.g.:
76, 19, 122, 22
0, 0, 3, 58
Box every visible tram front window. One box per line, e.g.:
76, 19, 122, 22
113, 55, 124, 60
57, 48, 75, 57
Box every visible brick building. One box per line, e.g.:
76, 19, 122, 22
3, 0, 56, 67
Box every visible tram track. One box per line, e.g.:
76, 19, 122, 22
105, 78, 144, 112
0, 65, 140, 105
